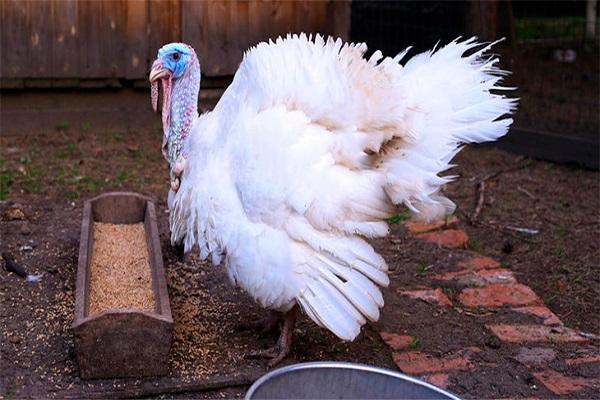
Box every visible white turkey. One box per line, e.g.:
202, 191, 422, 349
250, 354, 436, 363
148, 34, 516, 365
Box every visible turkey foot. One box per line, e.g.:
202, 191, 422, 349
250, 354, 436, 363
245, 306, 298, 367
235, 310, 280, 335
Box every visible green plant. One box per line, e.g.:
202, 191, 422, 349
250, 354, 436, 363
130, 148, 145, 163
55, 122, 70, 131
515, 16, 599, 41
441, 286, 454, 298
370, 338, 381, 353
135, 176, 147, 189
410, 336, 421, 349
0, 160, 14, 200
23, 166, 46, 193
80, 121, 92, 131
79, 177, 100, 192
416, 263, 427, 275
54, 167, 66, 185
468, 236, 482, 252
386, 212, 409, 224
66, 189, 80, 200
117, 170, 128, 182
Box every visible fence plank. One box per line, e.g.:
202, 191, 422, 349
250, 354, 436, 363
1, 0, 30, 78
101, 0, 126, 78
227, 0, 249, 72
1, 0, 352, 80
78, 1, 103, 78
277, 0, 296, 36
204, 0, 229, 75
295, 1, 315, 35
125, 0, 149, 79
51, 0, 79, 78
331, 0, 351, 41
181, 0, 207, 70
149, 0, 181, 59
249, 1, 272, 47
28, 0, 54, 77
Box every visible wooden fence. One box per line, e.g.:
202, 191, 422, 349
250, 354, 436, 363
0, 0, 350, 80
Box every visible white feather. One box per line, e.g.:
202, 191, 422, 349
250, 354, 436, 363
169, 34, 516, 340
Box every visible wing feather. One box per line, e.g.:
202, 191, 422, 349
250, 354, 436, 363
175, 34, 515, 340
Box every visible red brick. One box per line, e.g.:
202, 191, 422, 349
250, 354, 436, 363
422, 373, 450, 389
405, 216, 459, 235
379, 332, 413, 351
513, 306, 562, 326
400, 288, 452, 307
457, 256, 500, 270
458, 283, 540, 308
433, 268, 516, 287
514, 347, 557, 366
496, 398, 541, 400
487, 324, 590, 344
566, 355, 600, 365
416, 229, 469, 249
533, 370, 596, 395
392, 351, 472, 375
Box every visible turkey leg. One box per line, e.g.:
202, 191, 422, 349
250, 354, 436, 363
235, 310, 280, 335
245, 305, 298, 367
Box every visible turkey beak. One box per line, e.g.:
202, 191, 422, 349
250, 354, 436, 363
149, 60, 170, 113
149, 60, 169, 82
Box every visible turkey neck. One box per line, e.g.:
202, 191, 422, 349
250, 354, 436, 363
165, 57, 200, 167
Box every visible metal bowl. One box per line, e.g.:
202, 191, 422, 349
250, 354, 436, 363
245, 362, 461, 399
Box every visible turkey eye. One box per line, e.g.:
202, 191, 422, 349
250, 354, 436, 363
172, 53, 180, 61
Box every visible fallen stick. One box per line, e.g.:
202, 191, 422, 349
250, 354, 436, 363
517, 186, 536, 200
53, 371, 262, 399
505, 226, 539, 235
469, 160, 532, 224
470, 180, 486, 224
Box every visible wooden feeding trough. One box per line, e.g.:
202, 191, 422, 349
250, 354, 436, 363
73, 192, 173, 379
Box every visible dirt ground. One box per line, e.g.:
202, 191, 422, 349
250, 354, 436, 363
1, 92, 599, 399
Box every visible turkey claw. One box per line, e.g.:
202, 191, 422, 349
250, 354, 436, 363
243, 306, 297, 367
244, 346, 284, 367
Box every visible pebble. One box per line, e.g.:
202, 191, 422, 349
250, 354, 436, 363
19, 245, 33, 252
485, 335, 502, 349
515, 347, 557, 365
8, 336, 21, 344
4, 206, 26, 221
20, 224, 32, 235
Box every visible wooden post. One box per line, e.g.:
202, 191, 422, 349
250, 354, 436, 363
467, 0, 513, 44
586, 0, 597, 40
467, 0, 498, 39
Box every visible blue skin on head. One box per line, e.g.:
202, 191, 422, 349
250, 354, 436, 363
158, 43, 191, 78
